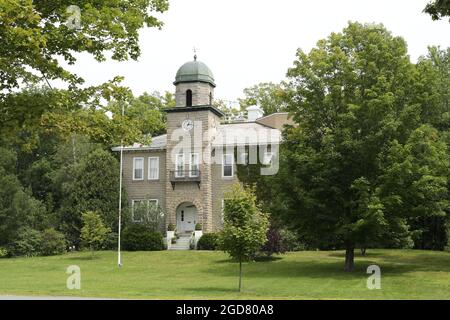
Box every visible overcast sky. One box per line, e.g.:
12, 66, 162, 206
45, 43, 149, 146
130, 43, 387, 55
64, 0, 450, 104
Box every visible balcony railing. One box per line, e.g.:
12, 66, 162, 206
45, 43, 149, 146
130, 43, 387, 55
170, 170, 201, 190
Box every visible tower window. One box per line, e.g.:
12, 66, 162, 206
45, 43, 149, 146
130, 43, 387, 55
209, 92, 212, 105
186, 89, 192, 107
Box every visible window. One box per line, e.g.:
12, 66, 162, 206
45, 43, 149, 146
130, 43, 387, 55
175, 154, 185, 177
209, 92, 212, 105
186, 89, 192, 107
132, 199, 159, 223
190, 153, 199, 177
148, 199, 158, 212
222, 154, 233, 178
131, 200, 145, 222
148, 157, 159, 180
133, 157, 144, 180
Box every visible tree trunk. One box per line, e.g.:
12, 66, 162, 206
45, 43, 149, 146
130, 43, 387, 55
238, 259, 242, 292
344, 246, 355, 272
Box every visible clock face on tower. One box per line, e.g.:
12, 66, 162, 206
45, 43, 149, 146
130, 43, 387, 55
182, 119, 194, 131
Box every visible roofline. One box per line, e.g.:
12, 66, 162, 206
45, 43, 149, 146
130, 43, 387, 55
173, 79, 216, 87
164, 105, 224, 117
111, 147, 166, 152
255, 112, 290, 122
220, 120, 280, 130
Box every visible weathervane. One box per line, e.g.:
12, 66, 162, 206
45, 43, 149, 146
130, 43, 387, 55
193, 47, 197, 61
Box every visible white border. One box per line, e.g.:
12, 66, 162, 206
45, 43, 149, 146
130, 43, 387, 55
222, 153, 234, 178
148, 157, 160, 180
132, 157, 144, 181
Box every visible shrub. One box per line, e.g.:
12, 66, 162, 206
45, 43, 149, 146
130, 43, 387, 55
40, 228, 67, 256
9, 228, 42, 257
0, 247, 8, 258
167, 223, 175, 231
80, 211, 111, 253
197, 232, 220, 250
279, 229, 306, 251
195, 223, 202, 231
103, 232, 119, 250
261, 224, 286, 256
122, 224, 164, 251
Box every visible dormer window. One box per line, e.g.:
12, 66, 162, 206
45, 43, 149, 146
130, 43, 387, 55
186, 89, 192, 107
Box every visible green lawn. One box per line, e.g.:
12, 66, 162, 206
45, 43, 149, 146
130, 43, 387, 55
0, 249, 449, 299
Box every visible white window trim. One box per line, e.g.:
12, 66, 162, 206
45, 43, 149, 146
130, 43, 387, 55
132, 157, 144, 181
189, 153, 199, 177
148, 199, 159, 210
222, 154, 234, 178
132, 199, 159, 223
175, 154, 185, 178
148, 157, 160, 180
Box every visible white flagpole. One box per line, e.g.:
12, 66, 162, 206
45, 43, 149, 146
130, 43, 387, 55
118, 104, 124, 268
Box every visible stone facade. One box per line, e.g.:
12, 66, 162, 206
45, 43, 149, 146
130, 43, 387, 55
164, 107, 222, 232
121, 150, 166, 215
175, 82, 214, 107
113, 58, 284, 236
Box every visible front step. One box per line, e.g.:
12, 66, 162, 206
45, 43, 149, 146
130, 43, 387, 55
169, 235, 191, 250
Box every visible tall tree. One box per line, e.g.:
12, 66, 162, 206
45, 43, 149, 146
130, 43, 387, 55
272, 22, 449, 271
0, 147, 47, 246
58, 147, 127, 245
410, 47, 450, 249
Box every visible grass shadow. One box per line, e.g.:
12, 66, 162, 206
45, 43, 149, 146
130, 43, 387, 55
182, 287, 238, 294
253, 256, 283, 262
215, 256, 283, 264
327, 251, 385, 258
204, 251, 450, 280
65, 254, 102, 261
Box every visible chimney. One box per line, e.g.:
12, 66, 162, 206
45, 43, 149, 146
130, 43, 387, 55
246, 105, 264, 122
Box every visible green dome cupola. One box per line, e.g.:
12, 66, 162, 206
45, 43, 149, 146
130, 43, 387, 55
174, 56, 216, 87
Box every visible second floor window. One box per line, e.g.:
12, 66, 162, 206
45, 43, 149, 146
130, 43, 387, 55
176, 154, 185, 177
190, 153, 199, 177
222, 154, 233, 178
133, 157, 144, 180
148, 157, 159, 180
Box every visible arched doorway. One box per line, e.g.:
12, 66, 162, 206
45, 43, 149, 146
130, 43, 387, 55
176, 202, 198, 233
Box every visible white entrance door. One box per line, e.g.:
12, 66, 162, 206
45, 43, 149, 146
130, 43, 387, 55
177, 205, 196, 232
